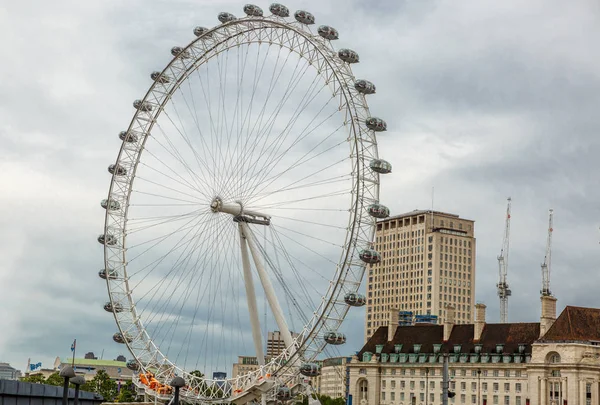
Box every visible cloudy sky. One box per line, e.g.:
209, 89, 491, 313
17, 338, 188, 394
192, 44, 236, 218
1, 0, 599, 376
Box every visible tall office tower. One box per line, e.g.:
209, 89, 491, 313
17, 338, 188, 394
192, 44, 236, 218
365, 210, 476, 342
266, 330, 299, 357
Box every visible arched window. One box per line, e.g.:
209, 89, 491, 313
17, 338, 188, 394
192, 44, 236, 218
358, 379, 368, 401
546, 352, 561, 364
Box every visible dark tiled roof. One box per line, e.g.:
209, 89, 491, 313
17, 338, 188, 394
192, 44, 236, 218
358, 322, 540, 360
541, 306, 600, 342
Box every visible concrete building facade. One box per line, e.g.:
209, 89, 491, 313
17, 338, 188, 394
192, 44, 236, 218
0, 363, 21, 380
350, 297, 600, 405
366, 210, 476, 341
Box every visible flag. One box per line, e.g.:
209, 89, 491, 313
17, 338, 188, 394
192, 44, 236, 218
71, 339, 77, 352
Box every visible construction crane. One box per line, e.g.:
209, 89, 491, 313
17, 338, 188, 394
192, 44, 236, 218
497, 197, 512, 323
541, 209, 554, 296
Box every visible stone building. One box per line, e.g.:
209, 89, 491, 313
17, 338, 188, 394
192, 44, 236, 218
316, 357, 352, 399
349, 297, 600, 405
367, 210, 476, 342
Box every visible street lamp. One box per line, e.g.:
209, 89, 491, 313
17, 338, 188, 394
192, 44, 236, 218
71, 376, 86, 405
170, 376, 186, 405
59, 366, 76, 405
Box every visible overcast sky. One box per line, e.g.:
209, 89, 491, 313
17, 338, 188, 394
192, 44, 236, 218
1, 0, 599, 375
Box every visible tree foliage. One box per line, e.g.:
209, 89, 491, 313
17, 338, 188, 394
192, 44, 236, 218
80, 370, 118, 401
45, 373, 65, 386
20, 374, 46, 384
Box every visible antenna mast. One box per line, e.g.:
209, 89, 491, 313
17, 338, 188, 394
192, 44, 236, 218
541, 209, 554, 296
497, 197, 512, 323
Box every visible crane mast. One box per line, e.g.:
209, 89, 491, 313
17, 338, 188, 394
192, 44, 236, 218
541, 209, 554, 296
497, 197, 512, 323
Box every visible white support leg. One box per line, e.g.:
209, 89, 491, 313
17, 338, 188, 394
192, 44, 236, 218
239, 224, 265, 366
241, 223, 295, 350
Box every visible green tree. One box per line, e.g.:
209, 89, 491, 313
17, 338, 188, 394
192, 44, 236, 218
189, 370, 204, 379
20, 374, 46, 384
115, 382, 137, 403
45, 372, 65, 386
82, 369, 118, 401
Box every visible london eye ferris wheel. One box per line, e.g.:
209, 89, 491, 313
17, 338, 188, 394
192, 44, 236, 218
99, 3, 392, 404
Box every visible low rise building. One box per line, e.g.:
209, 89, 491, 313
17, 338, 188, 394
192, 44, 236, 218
54, 357, 131, 382
317, 357, 351, 399
0, 363, 21, 380
348, 297, 600, 405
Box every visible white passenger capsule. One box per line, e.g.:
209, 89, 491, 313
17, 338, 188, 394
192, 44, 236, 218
369, 159, 392, 174
150, 72, 170, 84
171, 47, 191, 59
133, 100, 152, 112
318, 25, 338, 40
294, 10, 315, 24
300, 363, 320, 377
355, 79, 376, 94
270, 3, 290, 17
243, 4, 263, 16
98, 234, 117, 246
193, 26, 209, 37
104, 302, 124, 313
218, 12, 237, 23
338, 49, 360, 64
126, 359, 140, 371
98, 268, 118, 280
359, 248, 381, 264
108, 164, 127, 176
344, 292, 366, 307
119, 130, 139, 143
324, 332, 346, 345
365, 117, 387, 132
101, 199, 121, 211
368, 203, 390, 219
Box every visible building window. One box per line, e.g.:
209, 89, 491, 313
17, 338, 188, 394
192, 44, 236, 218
471, 370, 478, 377
461, 382, 466, 391
504, 396, 510, 405
504, 383, 510, 392
381, 392, 386, 401
359, 380, 368, 402
391, 381, 396, 389
382, 380, 386, 389
493, 395, 498, 405
410, 381, 415, 389
515, 371, 521, 377
482, 383, 488, 392
471, 395, 476, 404
504, 370, 510, 377
471, 382, 477, 391
420, 393, 425, 401
493, 370, 499, 377
493, 383, 499, 392
430, 393, 435, 403
516, 383, 521, 393
516, 397, 521, 405
461, 394, 466, 404
391, 392, 395, 401
421, 381, 425, 390
547, 352, 561, 364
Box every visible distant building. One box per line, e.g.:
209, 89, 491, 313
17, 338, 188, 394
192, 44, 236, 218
349, 297, 600, 405
315, 357, 351, 399
54, 357, 130, 382
0, 363, 21, 380
84, 352, 97, 360
266, 331, 300, 357
366, 210, 476, 342
232, 356, 271, 378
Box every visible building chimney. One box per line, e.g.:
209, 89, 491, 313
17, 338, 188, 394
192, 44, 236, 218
539, 295, 557, 338
388, 308, 399, 342
444, 305, 455, 341
474, 303, 486, 341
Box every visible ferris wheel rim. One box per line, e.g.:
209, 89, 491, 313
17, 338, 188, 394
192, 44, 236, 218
102, 11, 381, 400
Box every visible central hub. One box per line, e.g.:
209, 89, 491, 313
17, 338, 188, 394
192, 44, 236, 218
210, 197, 271, 226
